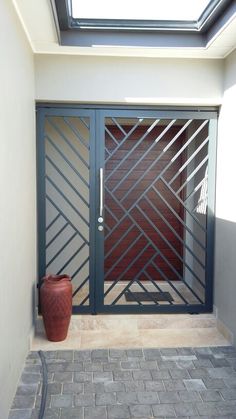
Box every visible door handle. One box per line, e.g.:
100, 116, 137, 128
99, 168, 104, 218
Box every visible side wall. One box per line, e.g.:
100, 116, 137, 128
0, 1, 36, 417
35, 55, 223, 105
214, 49, 236, 345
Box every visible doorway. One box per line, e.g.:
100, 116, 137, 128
37, 107, 217, 314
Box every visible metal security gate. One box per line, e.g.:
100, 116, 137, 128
37, 107, 217, 314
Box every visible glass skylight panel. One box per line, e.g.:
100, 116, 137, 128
71, 0, 212, 21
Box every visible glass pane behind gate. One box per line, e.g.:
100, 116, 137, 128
103, 117, 208, 307
44, 116, 90, 307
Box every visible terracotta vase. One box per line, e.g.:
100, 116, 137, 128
40, 274, 72, 342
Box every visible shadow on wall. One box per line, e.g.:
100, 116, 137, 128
214, 216, 236, 346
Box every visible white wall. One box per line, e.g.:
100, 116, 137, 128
214, 49, 236, 345
0, 1, 36, 418
35, 55, 223, 105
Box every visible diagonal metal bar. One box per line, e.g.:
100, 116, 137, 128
125, 289, 143, 306
135, 279, 161, 305
105, 233, 142, 279
112, 119, 176, 193
152, 185, 206, 251
46, 231, 77, 269
105, 224, 135, 260
47, 118, 90, 169
146, 263, 188, 304
120, 119, 192, 203
105, 204, 119, 223
46, 175, 89, 228
46, 155, 89, 208
58, 242, 87, 274
109, 248, 157, 305
141, 270, 175, 304
104, 242, 150, 297
46, 194, 89, 245
193, 197, 207, 214
111, 117, 128, 136
105, 126, 119, 146
80, 117, 89, 130
46, 221, 69, 249
71, 257, 89, 280
105, 146, 112, 157
184, 175, 208, 203
106, 118, 144, 162
169, 136, 209, 186
160, 177, 206, 232
144, 195, 205, 270
177, 155, 208, 195
137, 204, 204, 288
80, 294, 90, 306
106, 119, 161, 182
46, 213, 60, 231
63, 117, 90, 150
72, 275, 89, 297
46, 135, 89, 188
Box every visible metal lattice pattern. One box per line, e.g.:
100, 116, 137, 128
45, 116, 90, 306
103, 117, 209, 307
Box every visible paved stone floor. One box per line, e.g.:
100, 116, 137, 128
8, 346, 236, 419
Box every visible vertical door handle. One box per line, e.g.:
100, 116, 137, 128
99, 168, 104, 217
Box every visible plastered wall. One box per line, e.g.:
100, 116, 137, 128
0, 1, 36, 417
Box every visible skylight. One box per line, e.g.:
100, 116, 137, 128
71, 0, 212, 21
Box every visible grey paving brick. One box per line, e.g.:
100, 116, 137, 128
53, 372, 73, 382
145, 381, 165, 392
178, 390, 201, 402
177, 347, 195, 356
152, 403, 175, 417
20, 373, 41, 385
176, 360, 195, 369
60, 407, 83, 419
193, 358, 214, 368
130, 404, 152, 417
127, 349, 143, 358
30, 408, 60, 419
139, 361, 158, 370
107, 405, 130, 418
157, 361, 177, 370
207, 367, 236, 379
160, 348, 178, 356
151, 370, 171, 380
116, 391, 138, 404
194, 347, 213, 356
16, 384, 38, 396
27, 352, 40, 360
203, 377, 227, 389
216, 400, 236, 415
47, 363, 66, 373
196, 401, 219, 416
84, 362, 103, 372
91, 349, 109, 361
189, 368, 210, 379
84, 382, 105, 393
104, 381, 125, 392
124, 381, 145, 392
65, 362, 84, 372
51, 394, 73, 408
210, 357, 230, 367
103, 362, 121, 371
121, 361, 140, 370
8, 409, 32, 419
143, 348, 161, 360
85, 406, 107, 419
35, 395, 50, 409
183, 378, 206, 391
93, 371, 113, 382
132, 370, 152, 381
109, 349, 127, 359
199, 389, 222, 401
74, 372, 92, 382
96, 392, 116, 405
220, 388, 236, 400
74, 350, 91, 361
63, 382, 83, 394
137, 391, 159, 404
12, 395, 35, 409
169, 369, 190, 379
114, 370, 132, 381
158, 391, 180, 404
174, 402, 198, 416
57, 350, 74, 361
164, 379, 186, 391
74, 393, 95, 406
47, 382, 62, 395
224, 377, 236, 388
24, 365, 41, 373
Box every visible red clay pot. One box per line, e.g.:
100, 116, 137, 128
40, 274, 72, 342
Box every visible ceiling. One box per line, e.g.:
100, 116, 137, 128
13, 0, 236, 58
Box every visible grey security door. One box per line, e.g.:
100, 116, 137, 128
37, 107, 217, 314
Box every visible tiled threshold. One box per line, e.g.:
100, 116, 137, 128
32, 313, 231, 351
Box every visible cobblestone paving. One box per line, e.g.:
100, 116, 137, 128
8, 346, 236, 419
